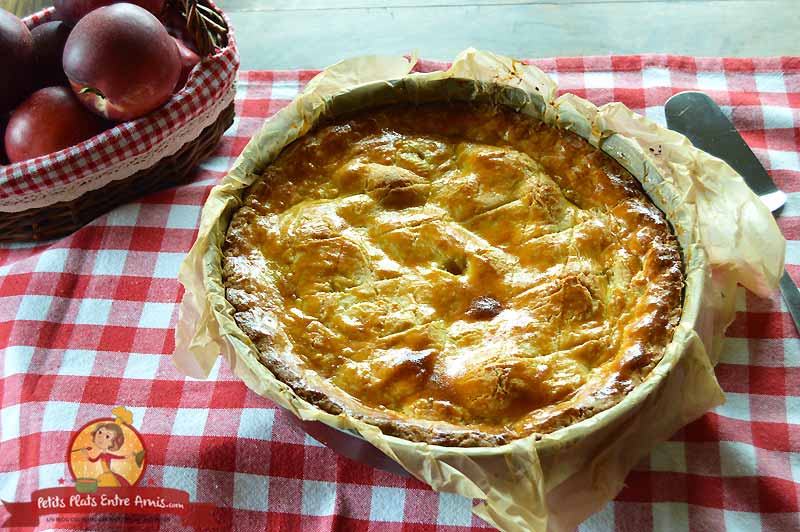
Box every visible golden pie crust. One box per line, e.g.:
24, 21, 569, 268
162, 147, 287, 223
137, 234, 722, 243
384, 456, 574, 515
222, 103, 684, 447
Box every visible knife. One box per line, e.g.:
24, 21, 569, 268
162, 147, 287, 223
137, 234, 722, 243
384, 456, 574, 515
664, 91, 800, 333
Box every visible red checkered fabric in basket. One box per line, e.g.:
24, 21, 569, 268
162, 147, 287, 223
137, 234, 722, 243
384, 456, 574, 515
0, 55, 798, 532
0, 4, 238, 202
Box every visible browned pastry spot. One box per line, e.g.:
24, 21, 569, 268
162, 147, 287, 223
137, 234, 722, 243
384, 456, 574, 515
465, 296, 503, 320
222, 102, 684, 446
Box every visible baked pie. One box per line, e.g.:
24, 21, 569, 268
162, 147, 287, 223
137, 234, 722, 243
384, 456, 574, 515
222, 102, 684, 447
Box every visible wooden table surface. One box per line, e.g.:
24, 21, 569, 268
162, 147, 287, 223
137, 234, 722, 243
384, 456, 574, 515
3, 0, 800, 69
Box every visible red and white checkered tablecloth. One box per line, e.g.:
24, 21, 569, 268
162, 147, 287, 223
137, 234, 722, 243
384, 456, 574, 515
0, 55, 798, 532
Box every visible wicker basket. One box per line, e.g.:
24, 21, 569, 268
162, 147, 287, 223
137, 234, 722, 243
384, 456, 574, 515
0, 0, 238, 242
0, 104, 234, 242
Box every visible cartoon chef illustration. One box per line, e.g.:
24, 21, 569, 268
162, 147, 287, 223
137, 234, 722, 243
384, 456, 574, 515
70, 407, 146, 488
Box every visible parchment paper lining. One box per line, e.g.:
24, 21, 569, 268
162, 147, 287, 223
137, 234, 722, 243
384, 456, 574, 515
173, 49, 785, 532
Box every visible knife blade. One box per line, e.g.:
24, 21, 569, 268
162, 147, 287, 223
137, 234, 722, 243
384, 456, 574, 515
665, 91, 786, 212
664, 91, 800, 333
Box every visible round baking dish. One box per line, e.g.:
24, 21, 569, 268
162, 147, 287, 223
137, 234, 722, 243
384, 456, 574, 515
223, 85, 687, 447
240, 75, 701, 467
176, 52, 782, 531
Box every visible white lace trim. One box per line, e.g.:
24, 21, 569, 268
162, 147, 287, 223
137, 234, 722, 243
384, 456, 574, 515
0, 81, 236, 213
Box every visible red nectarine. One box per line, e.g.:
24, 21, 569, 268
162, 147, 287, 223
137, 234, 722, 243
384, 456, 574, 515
53, 0, 164, 26
172, 36, 200, 91
0, 9, 35, 115
1, 117, 8, 165
31, 21, 72, 89
5, 86, 110, 163
63, 3, 181, 121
